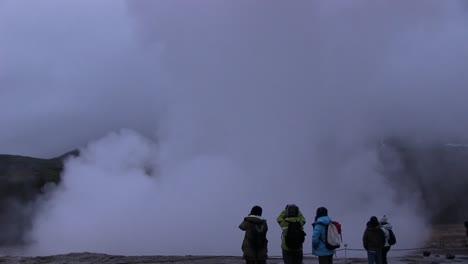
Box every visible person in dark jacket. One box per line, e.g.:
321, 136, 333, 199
363, 216, 386, 264
312, 207, 335, 264
239, 206, 268, 264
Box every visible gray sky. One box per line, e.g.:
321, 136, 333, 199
0, 0, 164, 158
1, 0, 468, 257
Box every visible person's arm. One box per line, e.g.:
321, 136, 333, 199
382, 227, 389, 242
277, 210, 287, 225
239, 220, 248, 231
362, 230, 368, 250
380, 229, 386, 247
312, 224, 321, 249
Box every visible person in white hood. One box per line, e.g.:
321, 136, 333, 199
380, 215, 394, 264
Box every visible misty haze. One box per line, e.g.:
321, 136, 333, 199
1, 0, 468, 262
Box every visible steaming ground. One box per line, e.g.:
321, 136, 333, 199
26, 130, 425, 257
28, 130, 249, 255
1, 0, 468, 257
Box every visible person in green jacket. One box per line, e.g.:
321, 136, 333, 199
277, 204, 306, 264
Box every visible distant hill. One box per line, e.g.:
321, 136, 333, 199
0, 150, 79, 246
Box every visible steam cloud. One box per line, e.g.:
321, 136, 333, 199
1, 0, 467, 257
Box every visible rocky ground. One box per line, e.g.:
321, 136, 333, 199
0, 253, 467, 264
0, 224, 467, 263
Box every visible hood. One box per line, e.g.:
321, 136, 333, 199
244, 215, 265, 224
381, 223, 393, 230
316, 216, 332, 225
366, 221, 381, 229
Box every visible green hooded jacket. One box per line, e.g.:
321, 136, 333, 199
277, 207, 306, 251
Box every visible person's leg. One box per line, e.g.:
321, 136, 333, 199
245, 260, 255, 264
282, 250, 292, 264
375, 249, 383, 264
318, 256, 333, 264
297, 250, 303, 264
318, 256, 325, 264
382, 246, 390, 264
367, 250, 376, 264
257, 260, 267, 264
466, 230, 468, 246
290, 250, 302, 264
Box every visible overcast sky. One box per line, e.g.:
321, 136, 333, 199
1, 1, 468, 158
1, 0, 468, 257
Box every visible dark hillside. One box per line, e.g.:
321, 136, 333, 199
0, 150, 78, 246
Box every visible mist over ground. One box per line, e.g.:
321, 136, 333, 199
1, 0, 468, 257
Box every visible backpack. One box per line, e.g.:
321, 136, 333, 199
323, 221, 341, 250
285, 221, 306, 250
388, 229, 396, 246
249, 222, 267, 250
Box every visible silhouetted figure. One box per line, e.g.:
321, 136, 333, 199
277, 204, 306, 264
239, 206, 268, 264
363, 216, 386, 264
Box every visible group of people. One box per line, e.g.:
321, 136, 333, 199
363, 215, 396, 264
238, 204, 339, 264
239, 205, 396, 264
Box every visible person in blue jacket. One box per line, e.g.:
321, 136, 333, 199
312, 207, 335, 264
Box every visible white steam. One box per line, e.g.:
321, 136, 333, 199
30, 129, 249, 255
0, 0, 467, 258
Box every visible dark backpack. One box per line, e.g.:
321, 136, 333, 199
249, 222, 267, 250
388, 229, 396, 246
285, 221, 306, 250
